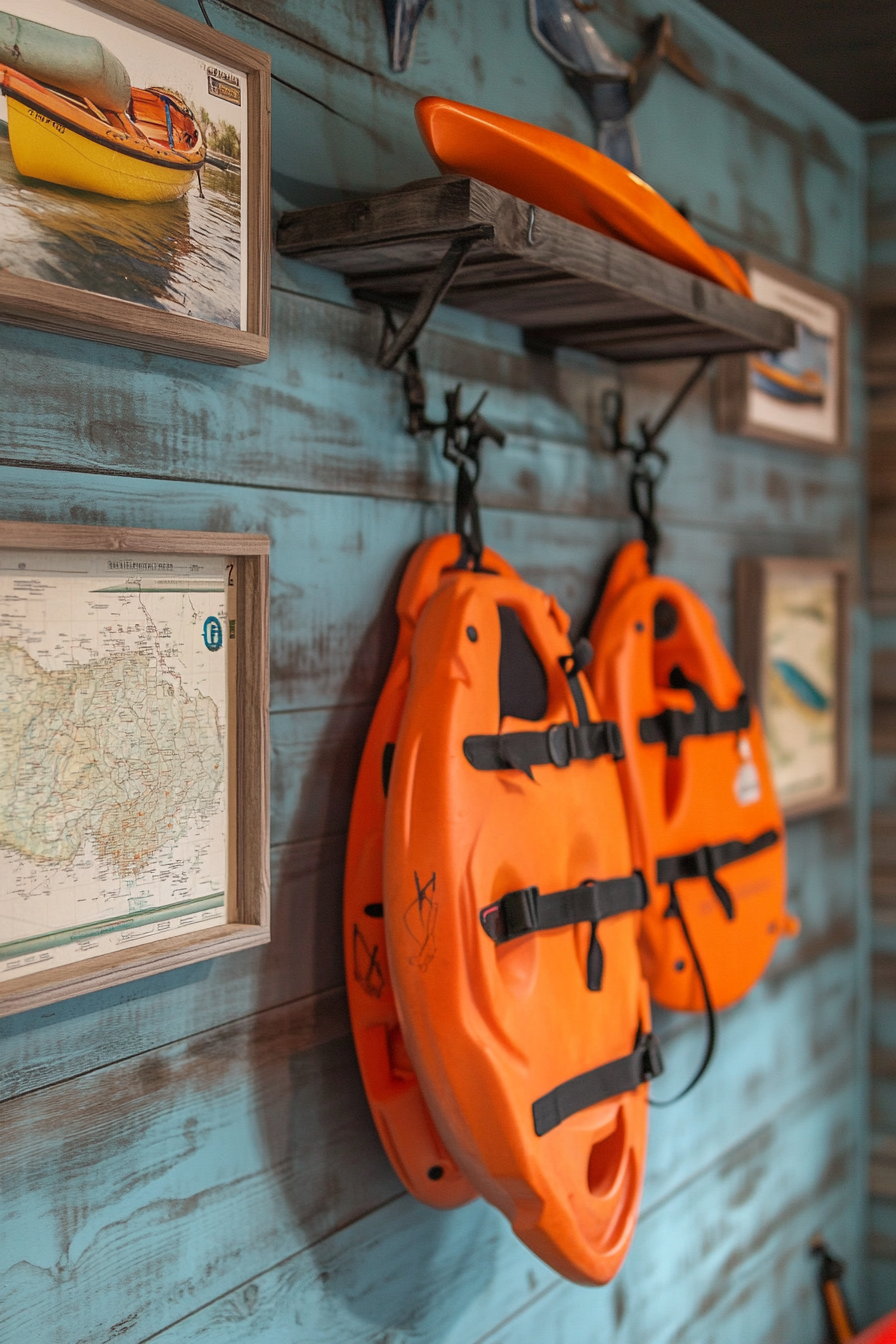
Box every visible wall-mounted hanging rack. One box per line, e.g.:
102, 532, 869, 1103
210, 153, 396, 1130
277, 175, 795, 367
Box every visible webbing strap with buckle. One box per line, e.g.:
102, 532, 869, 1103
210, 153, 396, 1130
639, 666, 750, 757
480, 873, 648, 990
532, 1031, 664, 1136
463, 719, 624, 778
656, 829, 779, 920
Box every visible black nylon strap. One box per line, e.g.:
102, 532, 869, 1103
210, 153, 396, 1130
650, 884, 716, 1107
532, 1031, 664, 1136
656, 829, 779, 921
639, 666, 750, 757
464, 719, 624, 777
480, 873, 648, 945
559, 638, 594, 727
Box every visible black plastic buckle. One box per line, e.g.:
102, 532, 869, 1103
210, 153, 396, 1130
500, 885, 540, 940
547, 721, 576, 768
643, 1033, 664, 1080
605, 721, 625, 761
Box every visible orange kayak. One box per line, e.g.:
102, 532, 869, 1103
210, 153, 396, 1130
415, 97, 752, 298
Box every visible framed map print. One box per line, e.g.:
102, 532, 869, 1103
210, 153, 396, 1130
736, 556, 849, 819
0, 520, 270, 1017
715, 255, 850, 454
0, 0, 270, 365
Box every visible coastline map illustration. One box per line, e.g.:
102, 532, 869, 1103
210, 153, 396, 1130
0, 549, 232, 980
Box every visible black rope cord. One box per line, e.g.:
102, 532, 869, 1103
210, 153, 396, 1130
648, 884, 716, 1106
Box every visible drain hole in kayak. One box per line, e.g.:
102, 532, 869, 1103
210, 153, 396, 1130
587, 1108, 626, 1198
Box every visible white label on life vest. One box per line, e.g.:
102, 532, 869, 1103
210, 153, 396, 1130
735, 735, 761, 805
735, 759, 761, 806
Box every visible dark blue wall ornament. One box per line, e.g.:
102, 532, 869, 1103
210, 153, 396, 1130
528, 3, 703, 172
380, 0, 433, 72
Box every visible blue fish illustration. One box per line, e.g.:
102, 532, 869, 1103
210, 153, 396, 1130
772, 658, 829, 711
381, 0, 432, 72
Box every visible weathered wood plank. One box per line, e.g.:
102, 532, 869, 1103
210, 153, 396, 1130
0, 835, 347, 1103
475, 1193, 855, 1344
277, 176, 794, 362
0, 294, 858, 537
0, 942, 858, 1344
144, 1076, 858, 1344
0, 464, 858, 724
0, 808, 855, 1106
875, 813, 896, 869
0, 995, 399, 1344
163, 0, 866, 294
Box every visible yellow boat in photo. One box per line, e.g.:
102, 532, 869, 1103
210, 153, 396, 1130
0, 64, 205, 204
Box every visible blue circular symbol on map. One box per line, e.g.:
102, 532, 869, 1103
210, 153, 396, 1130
203, 616, 223, 652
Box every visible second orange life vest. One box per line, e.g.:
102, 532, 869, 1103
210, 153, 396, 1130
588, 541, 798, 1016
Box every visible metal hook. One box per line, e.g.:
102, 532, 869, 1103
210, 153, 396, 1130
600, 355, 712, 569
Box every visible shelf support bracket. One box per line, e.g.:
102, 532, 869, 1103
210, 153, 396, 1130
354, 228, 491, 370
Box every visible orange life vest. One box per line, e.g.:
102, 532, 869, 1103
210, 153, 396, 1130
588, 541, 798, 1015
383, 558, 661, 1284
344, 534, 516, 1208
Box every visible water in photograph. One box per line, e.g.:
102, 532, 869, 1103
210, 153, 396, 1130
0, 125, 242, 328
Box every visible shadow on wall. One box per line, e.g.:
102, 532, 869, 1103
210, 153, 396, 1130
249, 538, 503, 1336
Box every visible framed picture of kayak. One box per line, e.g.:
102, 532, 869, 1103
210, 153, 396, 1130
0, 519, 271, 1018
715, 256, 850, 453
0, 0, 270, 365
736, 556, 850, 819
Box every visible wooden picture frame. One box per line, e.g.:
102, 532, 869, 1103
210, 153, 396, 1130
736, 556, 850, 819
715, 254, 850, 453
0, 0, 270, 365
0, 521, 270, 1018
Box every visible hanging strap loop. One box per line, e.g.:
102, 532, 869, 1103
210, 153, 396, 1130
559, 638, 594, 725
464, 718, 624, 778
639, 666, 750, 757
533, 1029, 664, 1136
649, 884, 716, 1107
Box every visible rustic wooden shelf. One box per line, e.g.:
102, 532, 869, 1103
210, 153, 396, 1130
277, 175, 795, 366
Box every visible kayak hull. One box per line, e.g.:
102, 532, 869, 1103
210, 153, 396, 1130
7, 97, 197, 203
1, 64, 204, 204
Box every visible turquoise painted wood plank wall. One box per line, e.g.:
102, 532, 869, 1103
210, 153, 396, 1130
0, 1, 872, 1340
867, 118, 896, 1322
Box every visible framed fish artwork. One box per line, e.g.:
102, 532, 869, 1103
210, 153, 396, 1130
736, 556, 850, 818
715, 255, 850, 453
0, 0, 270, 364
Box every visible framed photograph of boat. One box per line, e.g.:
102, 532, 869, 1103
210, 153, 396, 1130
0, 0, 270, 365
715, 255, 850, 453
736, 556, 850, 819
